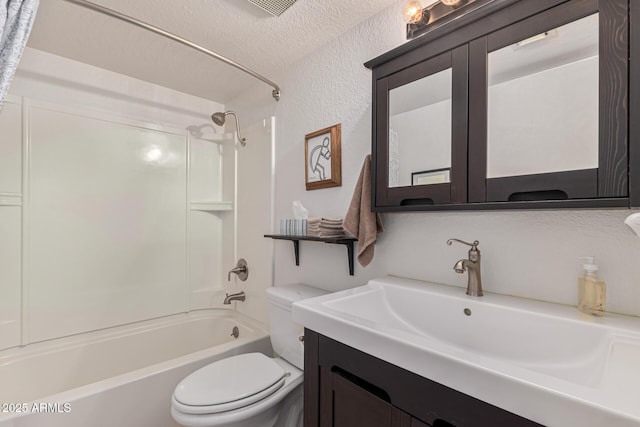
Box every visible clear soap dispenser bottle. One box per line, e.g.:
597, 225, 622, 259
578, 257, 606, 316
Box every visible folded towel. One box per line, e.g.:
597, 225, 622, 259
319, 223, 344, 230
307, 217, 345, 237
307, 229, 344, 238
343, 155, 383, 267
321, 217, 343, 224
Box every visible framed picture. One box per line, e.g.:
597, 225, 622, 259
411, 168, 451, 186
305, 124, 342, 190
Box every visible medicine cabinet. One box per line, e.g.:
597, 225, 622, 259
366, 0, 637, 211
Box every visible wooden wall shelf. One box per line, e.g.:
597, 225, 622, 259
264, 234, 357, 276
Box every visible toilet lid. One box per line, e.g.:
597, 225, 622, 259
173, 353, 286, 409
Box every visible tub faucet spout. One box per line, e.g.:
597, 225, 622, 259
447, 239, 483, 297
223, 291, 246, 305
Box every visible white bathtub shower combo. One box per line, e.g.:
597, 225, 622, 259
0, 311, 272, 427
171, 284, 327, 427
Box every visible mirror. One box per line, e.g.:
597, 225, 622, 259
487, 13, 599, 178
388, 68, 452, 187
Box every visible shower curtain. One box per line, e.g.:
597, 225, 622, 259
0, 0, 39, 108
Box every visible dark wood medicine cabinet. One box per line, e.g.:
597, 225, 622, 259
366, 0, 639, 211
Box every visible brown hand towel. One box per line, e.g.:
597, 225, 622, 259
343, 155, 383, 267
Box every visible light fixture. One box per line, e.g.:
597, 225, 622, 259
402, 1, 428, 24
404, 0, 475, 40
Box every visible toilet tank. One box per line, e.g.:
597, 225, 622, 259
266, 284, 328, 370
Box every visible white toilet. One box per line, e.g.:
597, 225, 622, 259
171, 284, 327, 427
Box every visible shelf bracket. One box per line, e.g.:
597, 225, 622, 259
292, 240, 300, 266
329, 240, 355, 276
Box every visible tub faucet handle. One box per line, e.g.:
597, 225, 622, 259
228, 258, 248, 281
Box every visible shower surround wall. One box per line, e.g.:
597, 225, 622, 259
229, 0, 640, 317
0, 48, 236, 350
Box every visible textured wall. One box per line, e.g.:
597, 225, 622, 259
229, 1, 640, 317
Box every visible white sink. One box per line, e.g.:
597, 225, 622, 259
293, 276, 640, 427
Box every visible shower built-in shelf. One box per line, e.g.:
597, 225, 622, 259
190, 201, 233, 212
0, 194, 22, 207
264, 234, 357, 276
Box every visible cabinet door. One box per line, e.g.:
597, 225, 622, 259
374, 46, 468, 208
468, 0, 628, 203
320, 367, 426, 427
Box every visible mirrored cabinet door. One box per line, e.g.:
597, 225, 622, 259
468, 0, 628, 203
374, 46, 468, 207
388, 68, 452, 189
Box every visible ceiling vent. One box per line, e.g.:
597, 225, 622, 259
246, 0, 297, 17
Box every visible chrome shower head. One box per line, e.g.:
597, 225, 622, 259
211, 111, 247, 146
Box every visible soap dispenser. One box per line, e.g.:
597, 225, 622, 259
577, 257, 606, 316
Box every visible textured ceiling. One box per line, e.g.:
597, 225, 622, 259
27, 0, 403, 103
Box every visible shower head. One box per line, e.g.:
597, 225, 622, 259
211, 111, 247, 146
211, 112, 226, 126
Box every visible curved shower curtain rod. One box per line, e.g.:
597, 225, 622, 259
62, 0, 281, 101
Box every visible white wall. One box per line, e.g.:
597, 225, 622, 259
0, 48, 236, 349
229, 0, 640, 318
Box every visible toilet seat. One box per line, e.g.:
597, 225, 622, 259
173, 353, 287, 415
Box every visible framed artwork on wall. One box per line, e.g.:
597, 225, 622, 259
304, 124, 342, 190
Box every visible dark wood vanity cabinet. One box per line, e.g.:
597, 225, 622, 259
304, 329, 541, 427
366, 0, 637, 211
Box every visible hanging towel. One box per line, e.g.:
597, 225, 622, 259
344, 155, 383, 267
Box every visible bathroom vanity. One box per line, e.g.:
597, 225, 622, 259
303, 330, 539, 427
293, 276, 640, 426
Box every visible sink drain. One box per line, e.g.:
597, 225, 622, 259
463, 308, 472, 316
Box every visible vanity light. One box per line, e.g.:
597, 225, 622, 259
404, 0, 475, 39
402, 1, 427, 24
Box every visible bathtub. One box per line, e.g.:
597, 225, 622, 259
0, 310, 271, 427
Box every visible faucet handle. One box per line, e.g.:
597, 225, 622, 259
228, 258, 249, 282
447, 239, 479, 250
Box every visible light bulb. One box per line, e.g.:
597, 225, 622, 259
441, 0, 462, 5
402, 1, 423, 24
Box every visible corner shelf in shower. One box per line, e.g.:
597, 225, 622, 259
264, 234, 357, 276
190, 201, 233, 212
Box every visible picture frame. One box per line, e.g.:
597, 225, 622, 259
411, 168, 451, 186
304, 124, 342, 190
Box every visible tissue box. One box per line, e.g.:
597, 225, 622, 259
280, 219, 307, 236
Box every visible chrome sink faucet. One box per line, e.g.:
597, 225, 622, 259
447, 239, 483, 297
